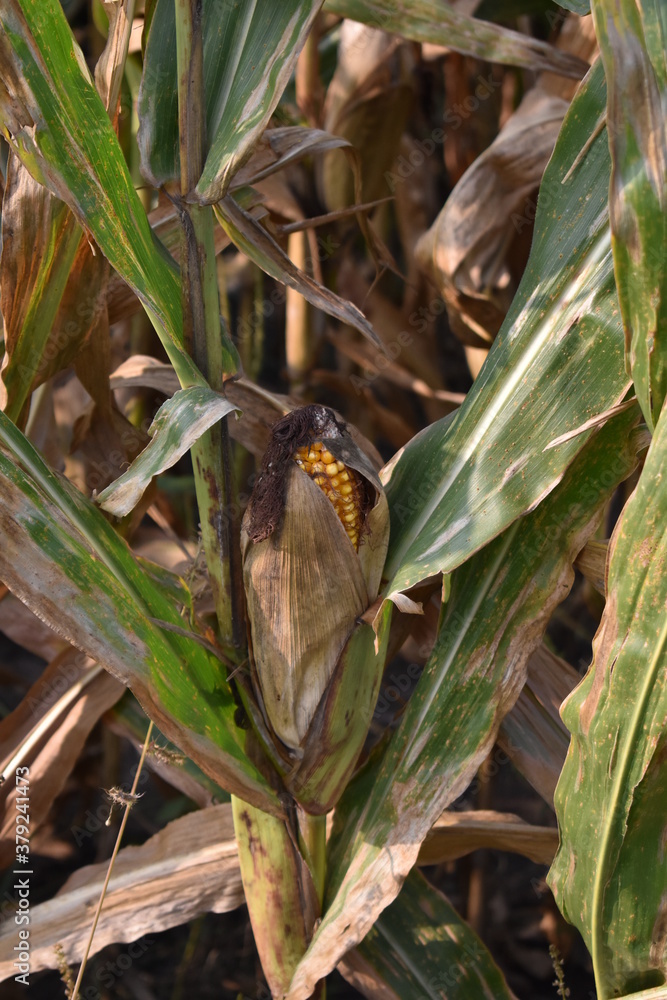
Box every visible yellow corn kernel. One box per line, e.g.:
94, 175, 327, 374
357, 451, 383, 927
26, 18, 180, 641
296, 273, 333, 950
293, 440, 364, 549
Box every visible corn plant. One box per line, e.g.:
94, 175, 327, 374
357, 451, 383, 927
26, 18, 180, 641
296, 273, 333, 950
0, 0, 665, 998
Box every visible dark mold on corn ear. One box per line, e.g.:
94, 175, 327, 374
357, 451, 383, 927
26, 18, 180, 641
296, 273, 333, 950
245, 404, 374, 544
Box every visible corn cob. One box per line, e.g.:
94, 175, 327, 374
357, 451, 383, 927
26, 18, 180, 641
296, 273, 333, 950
293, 441, 364, 549
242, 404, 390, 769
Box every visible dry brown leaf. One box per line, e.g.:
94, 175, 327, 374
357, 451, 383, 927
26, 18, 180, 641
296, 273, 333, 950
109, 358, 384, 468
109, 355, 181, 396
0, 648, 124, 868
319, 22, 415, 210
414, 13, 598, 351
0, 591, 66, 662
416, 88, 569, 347
0, 156, 92, 422
497, 643, 579, 806
442, 53, 505, 186
0, 804, 243, 981
575, 538, 609, 596
418, 809, 558, 866
327, 327, 465, 407
94, 0, 133, 116
331, 261, 449, 413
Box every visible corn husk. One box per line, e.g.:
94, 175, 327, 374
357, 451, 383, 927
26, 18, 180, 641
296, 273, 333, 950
241, 405, 390, 800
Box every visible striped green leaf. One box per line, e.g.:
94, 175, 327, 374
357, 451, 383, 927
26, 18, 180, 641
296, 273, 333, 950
138, 0, 321, 202
0, 410, 279, 814
592, 0, 667, 430
382, 60, 630, 602
97, 387, 239, 517
0, 0, 203, 388
548, 404, 667, 997
345, 870, 515, 1000
284, 409, 641, 1000
325, 0, 588, 77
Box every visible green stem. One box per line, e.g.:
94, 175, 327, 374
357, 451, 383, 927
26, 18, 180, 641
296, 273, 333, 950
174, 0, 244, 655
232, 796, 317, 997
299, 810, 327, 911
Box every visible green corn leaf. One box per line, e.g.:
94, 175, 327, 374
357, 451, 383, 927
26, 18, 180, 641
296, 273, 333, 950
0, 157, 85, 424
0, 410, 279, 814
344, 869, 516, 1000
592, 0, 667, 430
548, 405, 667, 997
0, 0, 205, 388
382, 60, 630, 602
557, 0, 590, 11
324, 0, 588, 78
96, 387, 239, 517
284, 408, 641, 1000
138, 0, 321, 202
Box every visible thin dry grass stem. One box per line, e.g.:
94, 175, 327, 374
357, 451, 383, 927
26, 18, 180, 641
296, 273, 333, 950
70, 720, 154, 1000
276, 197, 395, 234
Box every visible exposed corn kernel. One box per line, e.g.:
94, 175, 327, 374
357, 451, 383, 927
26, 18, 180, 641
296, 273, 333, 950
293, 440, 365, 549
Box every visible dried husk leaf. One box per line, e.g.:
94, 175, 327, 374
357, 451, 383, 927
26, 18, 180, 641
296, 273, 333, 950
286, 602, 392, 814
243, 465, 369, 750
0, 805, 243, 980
242, 406, 390, 761
574, 537, 608, 595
